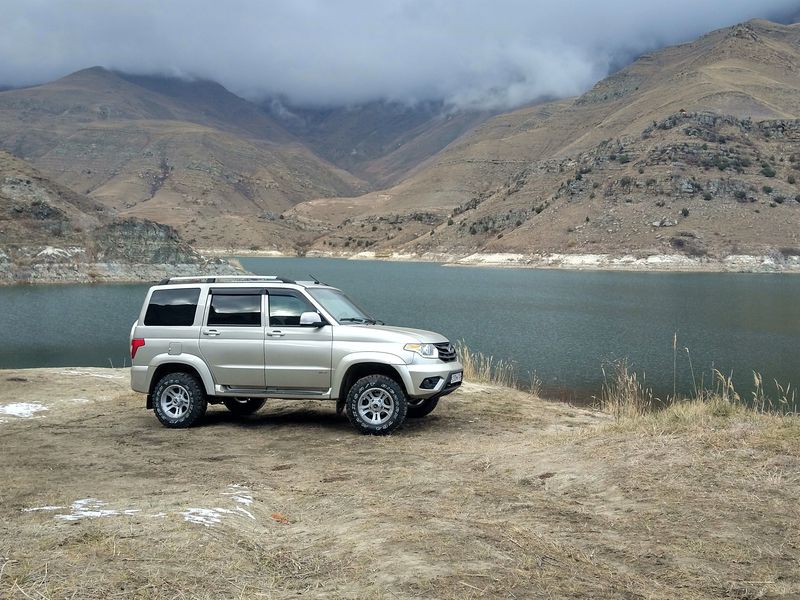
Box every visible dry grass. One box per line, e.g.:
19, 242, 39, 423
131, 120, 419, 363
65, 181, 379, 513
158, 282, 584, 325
456, 341, 517, 388
1, 368, 799, 599
598, 359, 797, 424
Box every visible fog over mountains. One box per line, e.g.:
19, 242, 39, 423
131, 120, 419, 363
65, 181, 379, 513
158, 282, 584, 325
3, 0, 800, 109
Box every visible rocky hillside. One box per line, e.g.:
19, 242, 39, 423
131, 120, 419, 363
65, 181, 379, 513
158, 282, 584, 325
0, 151, 237, 283
0, 68, 366, 250
293, 20, 800, 262
264, 99, 494, 187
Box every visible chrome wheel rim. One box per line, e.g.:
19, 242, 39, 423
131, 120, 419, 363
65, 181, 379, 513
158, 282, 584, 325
357, 387, 394, 425
160, 384, 191, 419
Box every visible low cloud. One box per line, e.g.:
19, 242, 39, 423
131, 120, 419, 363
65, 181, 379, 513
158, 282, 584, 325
2, 0, 798, 109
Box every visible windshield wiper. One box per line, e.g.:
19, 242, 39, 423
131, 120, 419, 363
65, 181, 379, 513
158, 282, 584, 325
339, 317, 385, 325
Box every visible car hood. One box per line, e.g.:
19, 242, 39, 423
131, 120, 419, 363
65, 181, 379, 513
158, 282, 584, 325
334, 324, 449, 344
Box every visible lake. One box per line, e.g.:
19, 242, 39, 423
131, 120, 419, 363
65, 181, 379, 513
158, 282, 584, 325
1, 257, 798, 404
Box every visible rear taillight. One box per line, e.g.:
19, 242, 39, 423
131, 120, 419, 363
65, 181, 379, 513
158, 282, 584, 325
131, 338, 145, 359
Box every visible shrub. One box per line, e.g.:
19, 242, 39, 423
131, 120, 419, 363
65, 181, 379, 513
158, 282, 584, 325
789, 175, 796, 185
703, 192, 712, 201
763, 186, 773, 194
761, 164, 776, 178
619, 154, 631, 164
774, 195, 785, 204
638, 167, 645, 174
681, 208, 690, 217
734, 190, 747, 200
447, 218, 453, 226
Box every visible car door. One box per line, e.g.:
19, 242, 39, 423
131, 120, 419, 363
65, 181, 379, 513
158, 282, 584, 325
198, 288, 266, 388
264, 289, 333, 390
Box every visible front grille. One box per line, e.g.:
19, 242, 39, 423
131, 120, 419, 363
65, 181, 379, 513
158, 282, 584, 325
434, 342, 457, 362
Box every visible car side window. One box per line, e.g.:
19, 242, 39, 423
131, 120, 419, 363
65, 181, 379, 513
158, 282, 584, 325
207, 294, 262, 327
268, 292, 315, 327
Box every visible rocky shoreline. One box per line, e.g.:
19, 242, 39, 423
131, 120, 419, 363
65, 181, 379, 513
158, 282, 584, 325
200, 248, 800, 273
0, 247, 244, 285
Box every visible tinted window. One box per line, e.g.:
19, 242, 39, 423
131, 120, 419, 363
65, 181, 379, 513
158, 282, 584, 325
144, 288, 200, 326
207, 294, 261, 326
269, 292, 315, 327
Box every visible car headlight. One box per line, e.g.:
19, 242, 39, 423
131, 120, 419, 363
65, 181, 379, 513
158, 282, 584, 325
404, 343, 438, 359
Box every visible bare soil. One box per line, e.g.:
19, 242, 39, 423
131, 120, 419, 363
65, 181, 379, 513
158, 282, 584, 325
1, 368, 798, 599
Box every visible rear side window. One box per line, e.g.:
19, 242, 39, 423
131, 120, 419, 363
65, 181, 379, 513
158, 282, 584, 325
207, 294, 262, 326
144, 288, 200, 326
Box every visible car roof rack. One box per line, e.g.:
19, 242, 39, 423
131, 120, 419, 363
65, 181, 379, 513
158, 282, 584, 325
157, 275, 296, 285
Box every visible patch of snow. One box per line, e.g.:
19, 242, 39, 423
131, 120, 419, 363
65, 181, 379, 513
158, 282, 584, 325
36, 246, 72, 259
69, 398, 91, 404
33, 246, 85, 259
181, 507, 235, 527
0, 402, 48, 418
223, 484, 253, 505
22, 506, 65, 512
54, 498, 140, 521
235, 506, 256, 520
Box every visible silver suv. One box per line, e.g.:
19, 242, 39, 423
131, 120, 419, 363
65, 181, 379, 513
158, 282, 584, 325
129, 276, 463, 434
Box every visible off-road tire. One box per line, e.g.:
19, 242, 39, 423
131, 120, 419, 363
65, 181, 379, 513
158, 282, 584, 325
345, 374, 407, 435
152, 372, 207, 428
406, 396, 439, 418
223, 397, 266, 415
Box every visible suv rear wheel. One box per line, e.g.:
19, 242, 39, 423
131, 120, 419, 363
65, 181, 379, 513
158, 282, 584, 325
345, 374, 407, 435
223, 397, 266, 415
406, 396, 439, 418
152, 372, 207, 428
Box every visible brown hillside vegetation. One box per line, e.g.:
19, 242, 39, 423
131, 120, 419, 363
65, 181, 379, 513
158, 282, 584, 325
1, 369, 798, 598
297, 20, 800, 260
0, 68, 366, 250
267, 99, 495, 188
0, 151, 235, 283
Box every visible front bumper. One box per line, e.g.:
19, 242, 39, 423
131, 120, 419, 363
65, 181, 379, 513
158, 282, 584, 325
404, 360, 464, 398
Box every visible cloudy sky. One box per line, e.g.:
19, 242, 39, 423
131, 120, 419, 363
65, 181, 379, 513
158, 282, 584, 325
2, 0, 798, 108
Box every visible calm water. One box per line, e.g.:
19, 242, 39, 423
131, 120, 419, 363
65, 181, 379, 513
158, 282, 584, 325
1, 257, 798, 403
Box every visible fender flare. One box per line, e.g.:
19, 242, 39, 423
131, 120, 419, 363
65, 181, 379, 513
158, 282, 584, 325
331, 352, 411, 398
146, 353, 217, 396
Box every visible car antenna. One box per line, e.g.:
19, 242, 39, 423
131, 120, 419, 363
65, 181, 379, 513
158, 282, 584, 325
309, 273, 327, 285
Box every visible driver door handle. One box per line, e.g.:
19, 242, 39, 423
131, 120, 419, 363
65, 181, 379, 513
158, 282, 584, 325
267, 330, 285, 337
202, 329, 220, 337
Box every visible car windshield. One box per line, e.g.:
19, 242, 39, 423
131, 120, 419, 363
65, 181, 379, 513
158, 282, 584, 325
307, 288, 378, 324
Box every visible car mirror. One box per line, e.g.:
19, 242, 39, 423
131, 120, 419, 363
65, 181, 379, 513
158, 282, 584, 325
299, 311, 324, 327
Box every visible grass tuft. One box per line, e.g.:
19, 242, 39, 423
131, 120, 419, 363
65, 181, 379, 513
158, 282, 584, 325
456, 341, 517, 389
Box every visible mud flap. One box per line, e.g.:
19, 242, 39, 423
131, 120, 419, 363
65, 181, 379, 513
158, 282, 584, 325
336, 397, 346, 416
146, 394, 153, 409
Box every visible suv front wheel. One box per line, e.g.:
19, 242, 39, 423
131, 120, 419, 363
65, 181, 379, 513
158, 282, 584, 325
152, 372, 207, 428
345, 374, 407, 435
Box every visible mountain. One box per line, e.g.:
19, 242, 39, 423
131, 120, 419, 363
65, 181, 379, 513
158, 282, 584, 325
0, 150, 236, 283
0, 67, 367, 250
263, 99, 494, 187
294, 20, 800, 260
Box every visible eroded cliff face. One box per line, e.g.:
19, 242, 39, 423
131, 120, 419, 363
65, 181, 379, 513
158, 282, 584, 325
0, 152, 242, 284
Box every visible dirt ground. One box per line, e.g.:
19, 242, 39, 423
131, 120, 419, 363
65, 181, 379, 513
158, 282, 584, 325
1, 368, 798, 599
